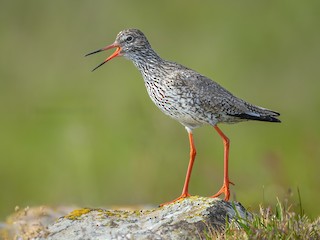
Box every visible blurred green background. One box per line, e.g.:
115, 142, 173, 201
1, 0, 319, 219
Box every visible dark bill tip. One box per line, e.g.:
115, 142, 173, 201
85, 48, 104, 57
91, 61, 106, 72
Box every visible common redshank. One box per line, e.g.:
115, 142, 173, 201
85, 29, 280, 204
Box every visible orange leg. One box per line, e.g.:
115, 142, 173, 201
160, 129, 196, 206
211, 125, 234, 201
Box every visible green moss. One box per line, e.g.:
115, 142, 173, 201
65, 208, 92, 220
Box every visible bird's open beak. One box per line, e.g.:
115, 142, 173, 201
85, 43, 121, 71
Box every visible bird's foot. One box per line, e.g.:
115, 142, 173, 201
210, 180, 234, 201
159, 192, 191, 207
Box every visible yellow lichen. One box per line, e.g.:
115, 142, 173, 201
65, 208, 92, 220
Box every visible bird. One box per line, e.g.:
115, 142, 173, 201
85, 29, 281, 205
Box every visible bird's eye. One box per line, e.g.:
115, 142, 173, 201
126, 36, 133, 42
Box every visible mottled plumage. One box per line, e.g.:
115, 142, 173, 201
86, 28, 281, 204
110, 29, 280, 129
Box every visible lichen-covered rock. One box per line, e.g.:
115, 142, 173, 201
33, 197, 251, 240
0, 197, 252, 239
0, 206, 76, 240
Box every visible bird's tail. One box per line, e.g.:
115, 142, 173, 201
232, 112, 280, 122
231, 105, 281, 123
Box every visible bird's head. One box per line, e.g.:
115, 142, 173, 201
85, 29, 151, 71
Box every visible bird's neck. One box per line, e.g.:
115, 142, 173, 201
129, 49, 165, 81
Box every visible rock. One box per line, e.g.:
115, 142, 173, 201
1, 197, 252, 239
0, 205, 77, 240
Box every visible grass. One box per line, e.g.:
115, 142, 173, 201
210, 195, 320, 239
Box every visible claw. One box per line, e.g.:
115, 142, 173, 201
160, 192, 191, 206
211, 179, 233, 201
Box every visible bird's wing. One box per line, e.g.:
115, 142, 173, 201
172, 68, 280, 122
